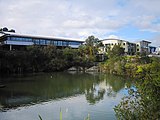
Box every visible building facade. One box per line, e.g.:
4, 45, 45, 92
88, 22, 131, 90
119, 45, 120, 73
100, 39, 154, 55
136, 40, 151, 54
0, 31, 157, 56
0, 31, 84, 50
101, 39, 136, 55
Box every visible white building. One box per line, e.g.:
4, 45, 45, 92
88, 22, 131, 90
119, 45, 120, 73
101, 38, 136, 55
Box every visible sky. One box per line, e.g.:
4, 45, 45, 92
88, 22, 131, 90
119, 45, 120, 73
0, 0, 160, 46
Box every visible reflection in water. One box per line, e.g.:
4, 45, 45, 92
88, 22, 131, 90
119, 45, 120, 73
0, 72, 133, 120
0, 72, 131, 109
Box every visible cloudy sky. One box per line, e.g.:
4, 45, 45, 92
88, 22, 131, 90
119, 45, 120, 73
0, 0, 160, 46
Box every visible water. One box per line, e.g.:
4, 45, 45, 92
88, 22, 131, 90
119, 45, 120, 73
0, 72, 133, 120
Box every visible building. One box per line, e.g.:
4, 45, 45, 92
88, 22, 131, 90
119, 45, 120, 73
136, 40, 151, 54
0, 31, 157, 56
0, 31, 84, 50
100, 38, 136, 55
156, 46, 160, 55
149, 46, 156, 54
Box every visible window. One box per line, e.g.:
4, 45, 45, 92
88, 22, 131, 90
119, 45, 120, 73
33, 39, 40, 45
7, 37, 11, 40
23, 37, 32, 42
123, 43, 125, 45
40, 39, 46, 45
137, 44, 139, 46
10, 37, 16, 40
46, 40, 51, 45
137, 49, 139, 51
62, 41, 68, 46
57, 41, 62, 46
69, 41, 81, 46
53, 41, 57, 45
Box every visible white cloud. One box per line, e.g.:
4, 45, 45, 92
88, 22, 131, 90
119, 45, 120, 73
150, 34, 160, 47
0, 0, 160, 43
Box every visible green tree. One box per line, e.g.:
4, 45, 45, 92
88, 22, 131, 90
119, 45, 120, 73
114, 57, 160, 120
27, 45, 45, 72
107, 45, 124, 58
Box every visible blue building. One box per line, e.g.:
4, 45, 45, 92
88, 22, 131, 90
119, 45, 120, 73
149, 46, 157, 54
0, 31, 84, 50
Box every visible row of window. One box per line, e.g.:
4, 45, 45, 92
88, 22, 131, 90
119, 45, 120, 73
7, 36, 82, 46
107, 43, 136, 46
107, 43, 122, 46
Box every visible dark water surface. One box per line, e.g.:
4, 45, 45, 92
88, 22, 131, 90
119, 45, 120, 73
0, 72, 133, 120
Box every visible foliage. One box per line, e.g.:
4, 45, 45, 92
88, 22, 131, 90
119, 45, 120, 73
0, 27, 15, 32
38, 115, 43, 120
99, 47, 160, 119
0, 35, 103, 74
0, 37, 101, 74
114, 57, 160, 120
107, 45, 125, 58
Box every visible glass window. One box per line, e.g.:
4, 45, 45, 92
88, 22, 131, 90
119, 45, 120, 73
57, 41, 62, 46
70, 41, 81, 45
46, 40, 51, 45
53, 41, 57, 45
40, 39, 45, 45
62, 41, 69, 46
7, 37, 10, 40
11, 37, 16, 40
33, 39, 40, 45
123, 43, 125, 45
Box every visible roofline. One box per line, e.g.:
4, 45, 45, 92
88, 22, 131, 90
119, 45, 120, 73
1, 32, 84, 42
101, 38, 152, 44
136, 40, 151, 44
141, 40, 151, 43
149, 46, 157, 48
100, 38, 130, 43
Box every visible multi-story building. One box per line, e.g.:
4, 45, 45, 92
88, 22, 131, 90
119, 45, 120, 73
99, 38, 155, 55
136, 40, 151, 54
0, 31, 84, 50
100, 38, 136, 55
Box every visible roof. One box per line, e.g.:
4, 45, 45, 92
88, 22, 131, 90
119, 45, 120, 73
141, 40, 151, 43
136, 40, 151, 44
149, 46, 156, 48
0, 31, 84, 42
100, 38, 129, 43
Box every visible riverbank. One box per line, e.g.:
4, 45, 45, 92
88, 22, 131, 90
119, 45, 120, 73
99, 55, 160, 78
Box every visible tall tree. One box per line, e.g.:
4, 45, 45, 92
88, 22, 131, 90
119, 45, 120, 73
107, 45, 125, 58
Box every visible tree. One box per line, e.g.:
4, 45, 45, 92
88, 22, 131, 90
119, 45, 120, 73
107, 45, 124, 58
8, 29, 16, 33
85, 35, 99, 47
2, 27, 8, 32
83, 35, 100, 61
114, 57, 160, 120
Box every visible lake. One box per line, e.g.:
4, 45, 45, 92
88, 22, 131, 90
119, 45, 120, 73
0, 72, 133, 120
